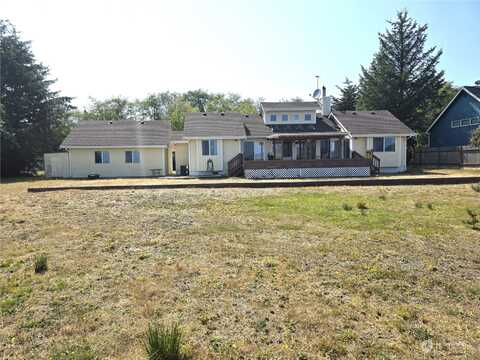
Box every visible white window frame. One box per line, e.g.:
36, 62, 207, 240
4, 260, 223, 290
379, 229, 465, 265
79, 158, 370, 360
125, 150, 140, 164
94, 151, 110, 164
281, 114, 288, 122
373, 137, 395, 152
270, 114, 277, 122
201, 139, 218, 156
451, 116, 480, 128
292, 113, 300, 121
304, 113, 312, 121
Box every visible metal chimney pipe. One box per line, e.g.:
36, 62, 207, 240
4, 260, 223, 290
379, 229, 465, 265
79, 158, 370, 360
322, 86, 326, 97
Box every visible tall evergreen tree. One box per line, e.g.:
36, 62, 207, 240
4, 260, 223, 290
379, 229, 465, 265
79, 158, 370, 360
358, 10, 445, 131
333, 78, 358, 111
0, 19, 73, 177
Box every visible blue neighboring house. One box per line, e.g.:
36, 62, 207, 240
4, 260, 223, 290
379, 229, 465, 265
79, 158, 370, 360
427, 86, 480, 147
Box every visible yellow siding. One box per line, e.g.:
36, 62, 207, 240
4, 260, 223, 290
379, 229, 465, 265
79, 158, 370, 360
222, 140, 242, 172
68, 148, 166, 178
167, 143, 188, 175
188, 139, 224, 175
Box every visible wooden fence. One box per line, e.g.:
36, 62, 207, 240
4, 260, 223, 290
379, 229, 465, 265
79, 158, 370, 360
412, 146, 480, 166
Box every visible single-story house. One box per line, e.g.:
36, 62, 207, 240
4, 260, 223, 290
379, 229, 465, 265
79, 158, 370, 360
427, 85, 480, 147
52, 89, 415, 179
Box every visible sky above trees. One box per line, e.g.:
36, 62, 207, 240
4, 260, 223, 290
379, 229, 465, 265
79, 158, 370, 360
2, 0, 479, 108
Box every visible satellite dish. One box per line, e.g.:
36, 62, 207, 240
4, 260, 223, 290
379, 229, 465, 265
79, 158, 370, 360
312, 88, 321, 99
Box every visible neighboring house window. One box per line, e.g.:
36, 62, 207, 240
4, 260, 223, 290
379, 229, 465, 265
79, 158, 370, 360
125, 150, 140, 163
304, 113, 312, 121
451, 120, 461, 128
384, 137, 396, 152
373, 137, 395, 152
451, 116, 480, 128
282, 141, 292, 158
373, 137, 384, 152
292, 113, 300, 121
94, 151, 110, 164
202, 140, 218, 156
282, 114, 288, 121
270, 114, 277, 122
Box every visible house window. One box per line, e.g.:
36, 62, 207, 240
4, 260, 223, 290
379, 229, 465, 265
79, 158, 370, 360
125, 150, 140, 163
373, 137, 395, 152
270, 114, 277, 122
254, 142, 264, 160
304, 113, 312, 121
244, 141, 254, 160
320, 139, 330, 159
472, 117, 480, 125
282, 142, 292, 158
282, 114, 288, 122
373, 137, 384, 152
451, 120, 461, 128
94, 151, 110, 164
384, 137, 396, 152
202, 140, 218, 156
330, 139, 341, 159
292, 113, 300, 121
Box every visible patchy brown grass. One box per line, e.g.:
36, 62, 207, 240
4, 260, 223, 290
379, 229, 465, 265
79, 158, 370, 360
1, 180, 480, 359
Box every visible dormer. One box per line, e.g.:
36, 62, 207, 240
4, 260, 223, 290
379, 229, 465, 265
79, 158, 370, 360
261, 101, 320, 125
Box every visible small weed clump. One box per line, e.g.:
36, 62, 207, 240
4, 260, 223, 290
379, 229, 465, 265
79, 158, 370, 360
427, 202, 434, 210
356, 202, 368, 215
145, 323, 188, 360
472, 183, 480, 193
342, 203, 353, 211
34, 255, 48, 274
465, 209, 479, 229
49, 343, 96, 360
415, 201, 423, 209
379, 194, 387, 201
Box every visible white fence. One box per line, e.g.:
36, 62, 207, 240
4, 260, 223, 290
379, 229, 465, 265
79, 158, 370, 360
44, 153, 69, 178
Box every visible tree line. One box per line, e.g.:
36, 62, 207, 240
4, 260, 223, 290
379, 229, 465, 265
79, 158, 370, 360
71, 91, 261, 130
0, 11, 470, 177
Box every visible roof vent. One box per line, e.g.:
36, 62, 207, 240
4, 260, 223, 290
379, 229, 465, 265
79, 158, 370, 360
352, 111, 357, 115
245, 114, 249, 118
140, 120, 145, 124
370, 111, 376, 115
109, 121, 113, 124
202, 113, 207, 116
220, 112, 225, 116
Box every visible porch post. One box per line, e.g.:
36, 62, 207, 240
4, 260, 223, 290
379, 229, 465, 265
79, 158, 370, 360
273, 139, 276, 159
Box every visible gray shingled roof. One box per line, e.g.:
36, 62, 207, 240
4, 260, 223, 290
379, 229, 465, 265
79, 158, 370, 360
170, 130, 186, 142
183, 112, 271, 138
332, 110, 415, 135
61, 120, 171, 148
261, 101, 319, 111
464, 86, 480, 100
271, 116, 341, 134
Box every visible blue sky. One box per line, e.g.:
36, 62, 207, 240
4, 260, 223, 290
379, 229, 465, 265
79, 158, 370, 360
2, 0, 479, 108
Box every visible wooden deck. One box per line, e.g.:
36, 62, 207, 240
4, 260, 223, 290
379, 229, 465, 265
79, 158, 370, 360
243, 158, 371, 169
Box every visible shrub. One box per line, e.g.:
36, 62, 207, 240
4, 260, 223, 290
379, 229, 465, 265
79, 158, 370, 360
34, 255, 48, 274
145, 323, 188, 360
472, 183, 480, 193
356, 202, 368, 210
427, 202, 434, 210
470, 127, 480, 147
342, 203, 353, 211
465, 209, 479, 229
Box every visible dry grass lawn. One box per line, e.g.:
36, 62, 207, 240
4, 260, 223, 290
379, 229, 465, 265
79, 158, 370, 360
1, 179, 480, 359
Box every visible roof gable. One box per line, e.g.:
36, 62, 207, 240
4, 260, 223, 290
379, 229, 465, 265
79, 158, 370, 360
332, 110, 414, 136
61, 120, 171, 148
183, 112, 270, 138
427, 87, 480, 133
